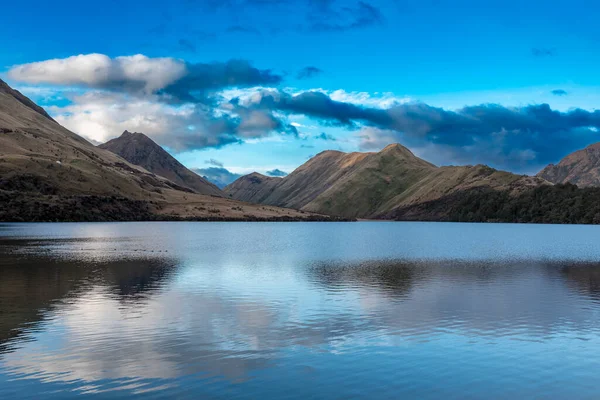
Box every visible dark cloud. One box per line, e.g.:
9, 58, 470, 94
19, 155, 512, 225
163, 60, 283, 102
551, 89, 568, 96
226, 25, 262, 35
266, 168, 288, 177
251, 89, 600, 172
168, 134, 242, 152
257, 90, 386, 127
165, 113, 243, 151
315, 132, 337, 141
532, 47, 556, 57
228, 97, 299, 138
205, 158, 224, 167
309, 1, 384, 32
297, 66, 323, 80
193, 167, 241, 188
156, 102, 296, 152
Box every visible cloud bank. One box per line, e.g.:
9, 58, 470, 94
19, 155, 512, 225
10, 54, 292, 149
9, 54, 187, 94
246, 89, 600, 171
9, 54, 282, 102
9, 53, 600, 172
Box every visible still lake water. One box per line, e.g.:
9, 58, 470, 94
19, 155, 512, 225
1, 222, 600, 399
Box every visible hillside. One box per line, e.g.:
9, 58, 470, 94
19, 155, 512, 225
99, 131, 222, 196
0, 79, 330, 221
226, 143, 546, 219
0, 79, 170, 201
223, 172, 282, 203
388, 183, 600, 224
537, 143, 600, 187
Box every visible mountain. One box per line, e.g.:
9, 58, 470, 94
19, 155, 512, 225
0, 79, 55, 122
225, 143, 546, 219
537, 143, 600, 187
0, 79, 162, 201
99, 131, 222, 196
224, 172, 283, 203
0, 79, 330, 221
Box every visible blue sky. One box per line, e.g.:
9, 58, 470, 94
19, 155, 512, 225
2, 0, 600, 182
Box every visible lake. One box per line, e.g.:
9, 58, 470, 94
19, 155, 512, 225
1, 222, 600, 399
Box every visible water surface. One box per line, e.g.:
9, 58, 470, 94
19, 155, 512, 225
1, 222, 600, 399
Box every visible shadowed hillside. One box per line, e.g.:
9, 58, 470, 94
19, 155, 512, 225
387, 183, 600, 224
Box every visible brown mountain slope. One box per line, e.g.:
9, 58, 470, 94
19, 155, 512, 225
239, 149, 373, 209
0, 79, 55, 122
225, 147, 385, 209
0, 79, 328, 221
223, 172, 282, 203
537, 143, 600, 187
99, 131, 222, 196
226, 143, 547, 219
0, 79, 168, 200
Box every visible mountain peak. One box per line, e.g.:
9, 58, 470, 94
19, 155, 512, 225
99, 132, 222, 196
119, 130, 151, 141
247, 172, 269, 178
380, 143, 416, 157
376, 142, 437, 170
381, 143, 405, 151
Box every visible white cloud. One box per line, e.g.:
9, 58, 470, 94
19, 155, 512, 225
315, 88, 411, 109
48, 90, 287, 150
8, 53, 187, 94
219, 86, 266, 103
50, 91, 195, 145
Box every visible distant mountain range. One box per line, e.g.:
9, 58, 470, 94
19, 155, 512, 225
4, 77, 600, 223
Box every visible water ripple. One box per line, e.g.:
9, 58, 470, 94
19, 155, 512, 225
1, 222, 600, 398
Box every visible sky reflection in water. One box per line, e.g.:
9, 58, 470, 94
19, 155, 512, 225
1, 222, 600, 399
